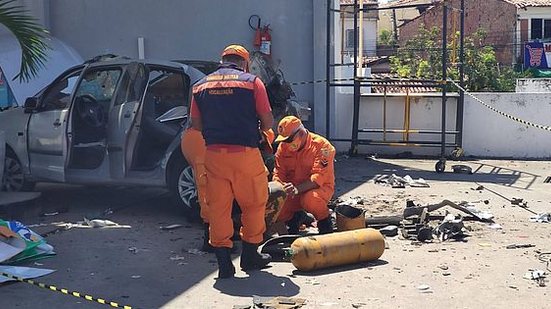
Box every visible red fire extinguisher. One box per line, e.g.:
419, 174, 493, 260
259, 25, 272, 56
249, 15, 272, 56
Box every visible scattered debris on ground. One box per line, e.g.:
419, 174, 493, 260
400, 200, 494, 242
529, 213, 550, 223
374, 174, 429, 188
452, 165, 473, 174
523, 269, 547, 287
159, 224, 184, 230
506, 244, 535, 249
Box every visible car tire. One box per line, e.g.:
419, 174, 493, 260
168, 157, 201, 222
2, 150, 35, 192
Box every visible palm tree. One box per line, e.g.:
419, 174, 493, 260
0, 0, 49, 82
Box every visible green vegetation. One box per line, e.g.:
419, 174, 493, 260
0, 0, 50, 82
390, 26, 528, 92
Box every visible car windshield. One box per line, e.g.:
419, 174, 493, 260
76, 69, 122, 102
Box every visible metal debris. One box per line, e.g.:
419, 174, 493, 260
452, 165, 473, 174
523, 269, 547, 287
510, 198, 528, 208
252, 295, 306, 309
378, 225, 398, 237
403, 200, 494, 222
435, 213, 465, 241
505, 244, 535, 249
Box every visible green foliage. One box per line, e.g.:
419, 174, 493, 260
378, 29, 396, 46
390, 25, 523, 92
0, 0, 50, 82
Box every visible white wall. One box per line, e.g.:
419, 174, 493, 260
463, 92, 551, 158
332, 91, 551, 158
48, 0, 317, 124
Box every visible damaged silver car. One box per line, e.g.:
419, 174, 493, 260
0, 56, 205, 215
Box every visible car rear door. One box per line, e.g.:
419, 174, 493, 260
107, 62, 148, 179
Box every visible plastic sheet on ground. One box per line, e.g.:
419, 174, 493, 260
0, 218, 55, 264
0, 265, 55, 283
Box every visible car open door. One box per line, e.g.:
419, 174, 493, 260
27, 68, 82, 182
107, 62, 148, 179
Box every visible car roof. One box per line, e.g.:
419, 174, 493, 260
77, 55, 207, 84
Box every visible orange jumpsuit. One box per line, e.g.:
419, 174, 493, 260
190, 66, 272, 248
181, 127, 208, 223
273, 132, 336, 222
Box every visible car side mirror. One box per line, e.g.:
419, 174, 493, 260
23, 97, 39, 113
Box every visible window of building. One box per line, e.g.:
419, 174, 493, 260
345, 28, 358, 49
545, 20, 551, 39
531, 18, 551, 40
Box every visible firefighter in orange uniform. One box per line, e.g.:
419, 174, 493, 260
190, 44, 274, 279
273, 116, 336, 234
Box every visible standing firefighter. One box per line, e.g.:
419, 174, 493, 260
190, 44, 274, 279
273, 116, 336, 234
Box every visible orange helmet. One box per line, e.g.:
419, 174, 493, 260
221, 44, 250, 62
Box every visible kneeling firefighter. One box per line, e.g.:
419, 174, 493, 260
190, 44, 274, 279
273, 116, 336, 234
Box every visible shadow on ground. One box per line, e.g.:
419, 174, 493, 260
213, 269, 300, 297
335, 158, 539, 197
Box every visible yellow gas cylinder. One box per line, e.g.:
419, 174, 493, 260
289, 228, 385, 272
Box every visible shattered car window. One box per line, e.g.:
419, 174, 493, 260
76, 69, 122, 102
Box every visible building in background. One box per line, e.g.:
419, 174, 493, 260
378, 0, 437, 37
398, 0, 551, 66
339, 0, 379, 63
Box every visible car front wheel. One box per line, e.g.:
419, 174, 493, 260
168, 158, 201, 221
2, 151, 35, 192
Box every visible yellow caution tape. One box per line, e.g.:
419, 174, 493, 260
449, 80, 551, 132
1, 272, 133, 309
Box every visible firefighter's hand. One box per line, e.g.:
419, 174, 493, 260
283, 182, 299, 197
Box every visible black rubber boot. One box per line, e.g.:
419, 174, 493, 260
317, 217, 334, 234
201, 224, 214, 253
285, 212, 303, 234
214, 247, 235, 279
240, 242, 272, 271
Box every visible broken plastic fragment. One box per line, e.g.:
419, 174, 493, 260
529, 213, 550, 223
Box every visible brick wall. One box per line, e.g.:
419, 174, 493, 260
398, 0, 517, 65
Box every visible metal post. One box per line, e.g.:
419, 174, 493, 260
326, 0, 332, 138
350, 0, 360, 155
392, 9, 398, 43
455, 0, 465, 148
440, 1, 448, 160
